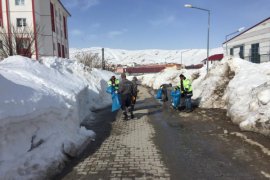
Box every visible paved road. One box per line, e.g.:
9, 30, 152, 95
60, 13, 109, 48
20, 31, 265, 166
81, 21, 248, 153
56, 86, 270, 180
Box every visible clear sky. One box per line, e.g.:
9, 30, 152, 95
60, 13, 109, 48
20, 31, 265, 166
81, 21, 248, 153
62, 0, 270, 50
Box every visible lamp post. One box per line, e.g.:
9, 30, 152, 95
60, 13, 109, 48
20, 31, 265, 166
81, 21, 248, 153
181, 49, 192, 65
225, 27, 245, 56
184, 4, 210, 72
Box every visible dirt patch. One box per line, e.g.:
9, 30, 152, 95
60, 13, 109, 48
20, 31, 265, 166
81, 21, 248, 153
210, 63, 235, 108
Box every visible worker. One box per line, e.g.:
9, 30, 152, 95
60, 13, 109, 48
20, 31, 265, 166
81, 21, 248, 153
108, 75, 120, 93
131, 76, 139, 109
176, 74, 193, 112
118, 73, 135, 120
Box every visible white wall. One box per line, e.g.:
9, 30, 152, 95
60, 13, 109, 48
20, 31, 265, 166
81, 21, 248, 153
224, 18, 270, 63
0, 0, 70, 59
51, 0, 69, 58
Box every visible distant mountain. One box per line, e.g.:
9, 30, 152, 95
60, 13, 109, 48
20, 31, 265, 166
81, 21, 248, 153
69, 47, 223, 66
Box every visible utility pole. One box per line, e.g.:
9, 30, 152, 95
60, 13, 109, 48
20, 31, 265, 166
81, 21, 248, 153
102, 48, 105, 70
184, 4, 210, 73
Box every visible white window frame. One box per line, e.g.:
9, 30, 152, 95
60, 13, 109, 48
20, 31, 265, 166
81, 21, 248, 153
15, 0, 25, 5
17, 18, 27, 27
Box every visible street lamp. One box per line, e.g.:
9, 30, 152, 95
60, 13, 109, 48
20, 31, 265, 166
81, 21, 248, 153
225, 27, 245, 56
184, 4, 210, 72
181, 49, 192, 65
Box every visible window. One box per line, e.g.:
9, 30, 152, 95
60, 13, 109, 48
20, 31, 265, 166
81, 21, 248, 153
15, 0, 25, 5
16, 38, 30, 49
63, 16, 67, 39
50, 3, 55, 32
16, 38, 31, 58
239, 46, 244, 59
57, 43, 61, 57
16, 18, 26, 27
230, 48, 234, 56
251, 43, 260, 63
62, 45, 65, 58
53, 43, 55, 51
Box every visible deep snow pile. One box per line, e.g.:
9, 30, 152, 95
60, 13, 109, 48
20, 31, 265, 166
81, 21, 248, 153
136, 61, 210, 91
225, 58, 270, 135
138, 58, 270, 136
0, 56, 114, 179
193, 58, 270, 135
70, 47, 223, 66
137, 68, 199, 90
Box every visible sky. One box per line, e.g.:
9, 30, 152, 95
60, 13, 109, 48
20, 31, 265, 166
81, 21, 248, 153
62, 0, 270, 50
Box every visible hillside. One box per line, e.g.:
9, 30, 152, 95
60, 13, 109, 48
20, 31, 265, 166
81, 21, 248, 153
70, 47, 223, 66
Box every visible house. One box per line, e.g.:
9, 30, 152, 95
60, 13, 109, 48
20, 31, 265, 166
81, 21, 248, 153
124, 65, 166, 74
185, 64, 203, 70
0, 0, 70, 59
116, 63, 182, 74
116, 67, 124, 73
223, 17, 270, 63
201, 54, 224, 64
165, 63, 182, 70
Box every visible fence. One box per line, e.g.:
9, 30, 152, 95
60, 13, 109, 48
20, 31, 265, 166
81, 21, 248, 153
231, 45, 270, 63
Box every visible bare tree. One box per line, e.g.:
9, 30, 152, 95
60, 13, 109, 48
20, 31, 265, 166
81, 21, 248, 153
74, 51, 115, 71
75, 52, 102, 70
0, 25, 42, 59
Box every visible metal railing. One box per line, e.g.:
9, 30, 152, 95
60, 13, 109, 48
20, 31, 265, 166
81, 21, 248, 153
230, 45, 270, 63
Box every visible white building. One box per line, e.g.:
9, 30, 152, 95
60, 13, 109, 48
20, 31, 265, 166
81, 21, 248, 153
223, 17, 270, 63
0, 0, 71, 59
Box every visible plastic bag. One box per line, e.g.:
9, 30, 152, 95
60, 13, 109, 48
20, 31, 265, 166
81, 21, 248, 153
156, 89, 162, 99
112, 93, 121, 112
106, 86, 114, 94
171, 90, 181, 109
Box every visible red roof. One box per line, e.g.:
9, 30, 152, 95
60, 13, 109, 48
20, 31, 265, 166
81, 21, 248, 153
124, 66, 166, 73
202, 54, 224, 62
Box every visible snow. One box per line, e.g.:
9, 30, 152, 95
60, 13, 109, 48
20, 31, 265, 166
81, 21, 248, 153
1, 48, 270, 179
257, 89, 270, 105
138, 57, 270, 136
0, 56, 114, 179
70, 47, 223, 66
137, 68, 197, 90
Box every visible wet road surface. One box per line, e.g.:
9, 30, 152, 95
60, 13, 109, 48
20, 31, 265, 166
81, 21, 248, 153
55, 86, 270, 180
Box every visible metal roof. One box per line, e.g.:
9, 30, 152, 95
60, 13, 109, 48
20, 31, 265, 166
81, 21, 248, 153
223, 17, 270, 44
202, 54, 224, 62
58, 0, 71, 17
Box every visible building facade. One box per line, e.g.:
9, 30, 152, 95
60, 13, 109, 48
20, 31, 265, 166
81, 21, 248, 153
0, 0, 70, 59
223, 17, 270, 63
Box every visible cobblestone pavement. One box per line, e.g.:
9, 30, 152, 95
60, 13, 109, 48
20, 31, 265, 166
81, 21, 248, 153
59, 86, 270, 180
62, 89, 170, 180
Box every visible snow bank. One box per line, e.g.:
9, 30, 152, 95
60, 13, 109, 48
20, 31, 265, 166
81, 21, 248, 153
195, 57, 270, 135
0, 56, 114, 179
194, 58, 270, 135
137, 68, 199, 90
225, 58, 270, 135
137, 57, 270, 136
192, 60, 235, 108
